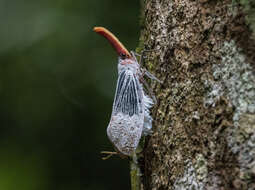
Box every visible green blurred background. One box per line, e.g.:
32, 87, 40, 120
0, 0, 140, 189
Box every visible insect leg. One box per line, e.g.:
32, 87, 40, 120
130, 51, 140, 65
144, 70, 163, 83
100, 151, 118, 160
140, 77, 157, 104
131, 50, 158, 67
131, 50, 162, 83
130, 51, 141, 58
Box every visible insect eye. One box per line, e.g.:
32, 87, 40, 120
120, 53, 126, 59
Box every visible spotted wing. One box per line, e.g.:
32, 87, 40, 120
107, 70, 144, 155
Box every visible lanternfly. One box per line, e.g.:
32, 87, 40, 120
94, 27, 161, 156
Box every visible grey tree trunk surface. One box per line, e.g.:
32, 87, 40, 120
136, 0, 255, 189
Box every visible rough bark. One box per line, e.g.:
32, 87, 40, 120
137, 0, 255, 189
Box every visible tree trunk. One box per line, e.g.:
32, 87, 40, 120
137, 0, 255, 189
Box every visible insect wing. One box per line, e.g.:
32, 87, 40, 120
107, 70, 144, 155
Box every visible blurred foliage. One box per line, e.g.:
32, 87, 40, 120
0, 0, 140, 189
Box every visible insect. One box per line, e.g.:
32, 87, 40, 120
94, 27, 161, 156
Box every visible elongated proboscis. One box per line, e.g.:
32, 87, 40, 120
93, 26, 131, 58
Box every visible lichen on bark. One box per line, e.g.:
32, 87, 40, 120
137, 0, 255, 189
